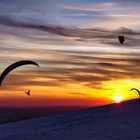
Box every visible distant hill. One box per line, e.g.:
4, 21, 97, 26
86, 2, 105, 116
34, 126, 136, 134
0, 99, 140, 140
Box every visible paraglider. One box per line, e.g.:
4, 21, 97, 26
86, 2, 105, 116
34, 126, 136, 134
130, 88, 140, 99
0, 60, 39, 86
118, 36, 125, 44
25, 89, 30, 96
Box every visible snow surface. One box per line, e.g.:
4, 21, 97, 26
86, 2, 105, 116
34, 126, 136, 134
0, 99, 140, 140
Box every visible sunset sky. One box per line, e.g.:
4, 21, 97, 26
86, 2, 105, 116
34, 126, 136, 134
0, 0, 140, 108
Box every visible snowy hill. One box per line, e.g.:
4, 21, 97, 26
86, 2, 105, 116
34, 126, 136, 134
0, 99, 140, 140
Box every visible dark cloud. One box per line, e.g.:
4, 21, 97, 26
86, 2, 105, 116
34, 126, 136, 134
0, 16, 140, 46
0, 8, 140, 93
1, 48, 140, 91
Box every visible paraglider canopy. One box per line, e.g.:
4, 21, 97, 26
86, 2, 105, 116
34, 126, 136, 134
118, 36, 125, 44
0, 60, 39, 86
130, 88, 140, 99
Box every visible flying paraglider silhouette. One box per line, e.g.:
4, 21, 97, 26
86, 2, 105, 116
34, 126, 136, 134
0, 60, 39, 86
130, 88, 140, 99
25, 89, 30, 96
118, 36, 125, 44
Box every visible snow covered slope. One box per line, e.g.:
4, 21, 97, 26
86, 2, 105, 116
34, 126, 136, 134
0, 99, 140, 140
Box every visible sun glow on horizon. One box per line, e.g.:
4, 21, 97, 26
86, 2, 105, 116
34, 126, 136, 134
113, 95, 123, 103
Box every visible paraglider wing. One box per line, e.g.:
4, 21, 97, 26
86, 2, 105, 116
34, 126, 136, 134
118, 36, 125, 44
0, 60, 39, 86
130, 88, 140, 98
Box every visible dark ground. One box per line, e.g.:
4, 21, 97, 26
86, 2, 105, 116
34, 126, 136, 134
0, 99, 140, 140
0, 106, 87, 124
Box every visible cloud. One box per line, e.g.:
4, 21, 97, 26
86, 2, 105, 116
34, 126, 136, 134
0, 16, 139, 47
1, 47, 140, 92
0, 0, 140, 99
60, 2, 115, 11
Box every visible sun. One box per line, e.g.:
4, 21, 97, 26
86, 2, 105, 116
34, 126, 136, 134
113, 95, 123, 103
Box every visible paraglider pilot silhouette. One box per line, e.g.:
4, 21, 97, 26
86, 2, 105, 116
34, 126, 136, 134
0, 60, 39, 96
130, 88, 140, 99
25, 89, 30, 96
118, 36, 125, 44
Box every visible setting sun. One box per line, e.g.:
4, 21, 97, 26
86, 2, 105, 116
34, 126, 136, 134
113, 96, 123, 103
